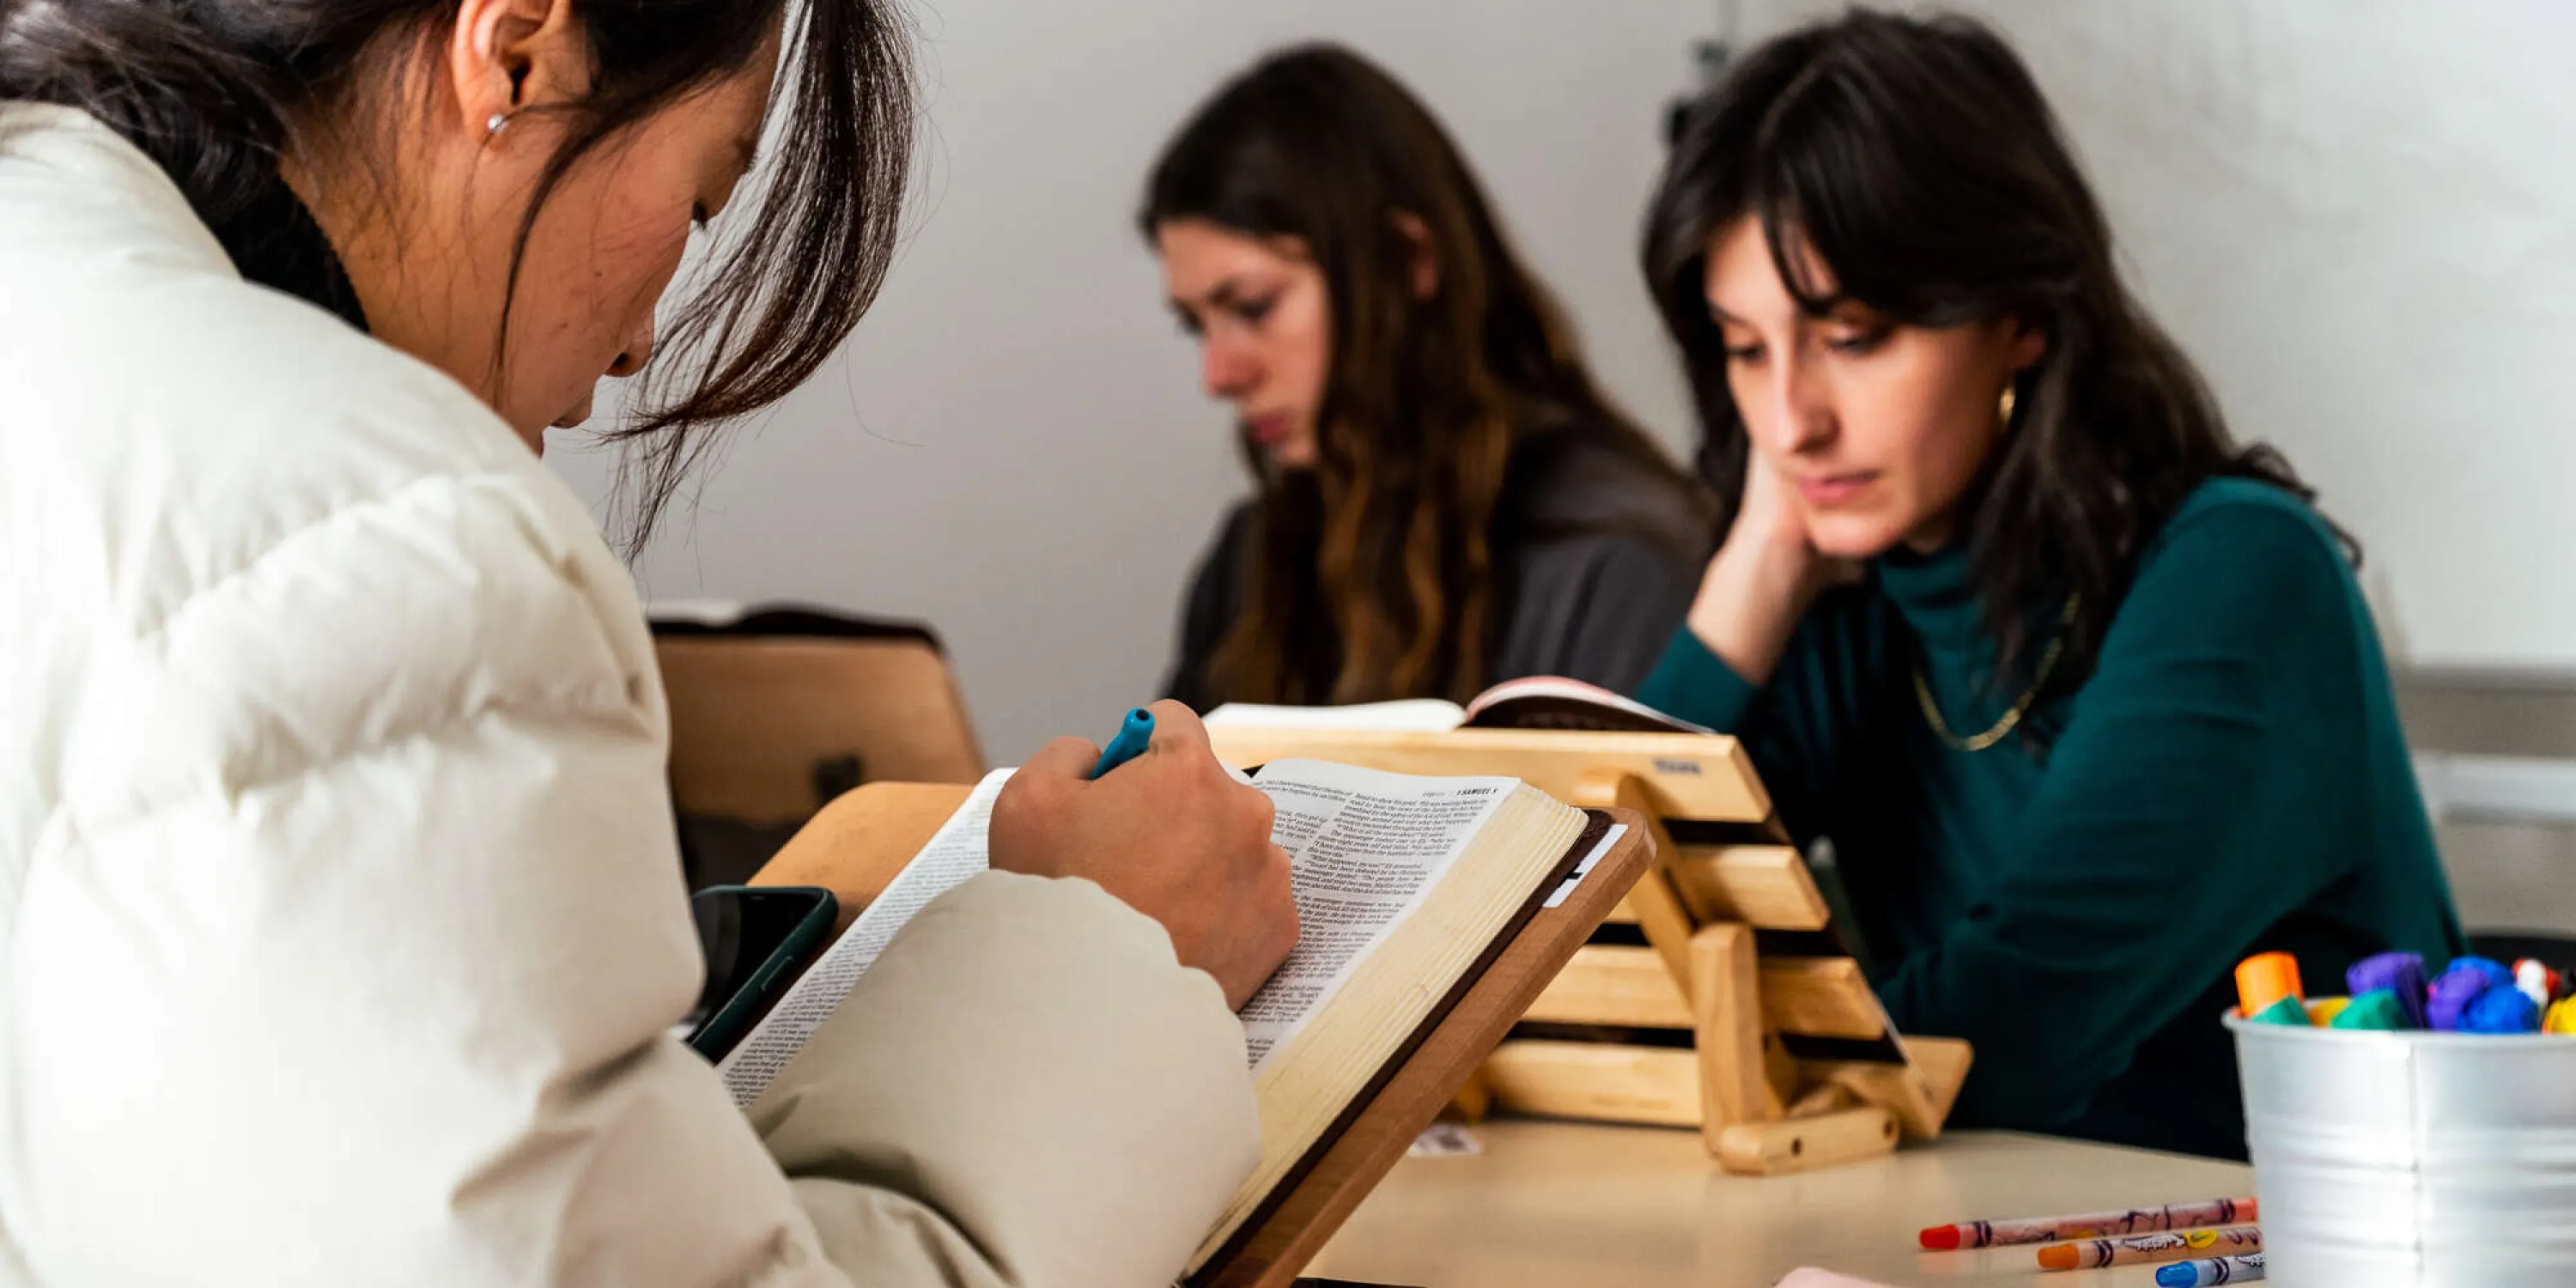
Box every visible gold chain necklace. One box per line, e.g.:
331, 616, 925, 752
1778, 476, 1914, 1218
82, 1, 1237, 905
1913, 594, 2080, 753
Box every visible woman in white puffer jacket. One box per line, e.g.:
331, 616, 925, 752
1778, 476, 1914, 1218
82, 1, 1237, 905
0, 0, 1297, 1285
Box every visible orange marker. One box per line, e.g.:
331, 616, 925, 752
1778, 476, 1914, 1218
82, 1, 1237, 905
2235, 952, 2303, 1017
2038, 1224, 2263, 1271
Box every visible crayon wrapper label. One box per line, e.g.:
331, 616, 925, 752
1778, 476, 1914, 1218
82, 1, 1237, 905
2111, 1233, 2184, 1251
2185, 1230, 2218, 1250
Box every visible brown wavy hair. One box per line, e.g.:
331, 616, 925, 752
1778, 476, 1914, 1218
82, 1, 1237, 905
1643, 9, 2347, 690
1143, 42, 1688, 704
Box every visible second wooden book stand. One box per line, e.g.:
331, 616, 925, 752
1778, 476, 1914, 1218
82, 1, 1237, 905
1206, 726, 1971, 1176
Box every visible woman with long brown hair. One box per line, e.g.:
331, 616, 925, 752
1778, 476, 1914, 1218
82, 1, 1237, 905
1633, 9, 2461, 1158
1143, 43, 1710, 712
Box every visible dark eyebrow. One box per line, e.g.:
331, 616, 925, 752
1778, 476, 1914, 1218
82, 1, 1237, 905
1706, 297, 1866, 327
1169, 276, 1256, 317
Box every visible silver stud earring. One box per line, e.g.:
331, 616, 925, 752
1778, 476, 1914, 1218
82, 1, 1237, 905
486, 112, 512, 138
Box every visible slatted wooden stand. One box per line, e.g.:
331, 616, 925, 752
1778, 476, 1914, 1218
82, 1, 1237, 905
1205, 726, 1972, 1176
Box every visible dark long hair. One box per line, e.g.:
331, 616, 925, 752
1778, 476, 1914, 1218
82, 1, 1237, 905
1142, 42, 1697, 705
0, 0, 913, 555
1644, 8, 2342, 686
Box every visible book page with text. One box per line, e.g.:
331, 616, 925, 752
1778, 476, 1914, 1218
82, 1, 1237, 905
715, 769, 1013, 1107
712, 759, 1526, 1107
1238, 760, 1517, 1072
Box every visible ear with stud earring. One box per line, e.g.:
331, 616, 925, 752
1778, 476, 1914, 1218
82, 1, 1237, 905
485, 111, 513, 140
1999, 383, 2018, 429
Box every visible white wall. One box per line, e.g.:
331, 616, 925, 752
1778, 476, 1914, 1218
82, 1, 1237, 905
1745, 0, 2576, 673
548, 0, 1711, 762
553, 2, 2576, 762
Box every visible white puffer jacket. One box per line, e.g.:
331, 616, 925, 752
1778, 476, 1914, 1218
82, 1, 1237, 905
0, 104, 1257, 1287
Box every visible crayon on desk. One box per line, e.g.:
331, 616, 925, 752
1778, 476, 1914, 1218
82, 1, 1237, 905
1918, 1198, 2257, 1250
2035, 1224, 2261, 1271
1091, 708, 1155, 779
2156, 1251, 2265, 1285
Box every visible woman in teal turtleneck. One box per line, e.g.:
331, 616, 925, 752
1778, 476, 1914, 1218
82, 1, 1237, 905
1632, 9, 2463, 1160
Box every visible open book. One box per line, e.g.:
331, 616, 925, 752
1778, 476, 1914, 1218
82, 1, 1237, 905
714, 758, 1624, 1276
1205, 674, 1712, 737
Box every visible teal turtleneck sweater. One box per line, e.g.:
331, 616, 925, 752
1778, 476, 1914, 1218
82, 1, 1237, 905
1635, 478, 2464, 1159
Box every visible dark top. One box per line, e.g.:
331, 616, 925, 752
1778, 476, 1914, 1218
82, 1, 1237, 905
1635, 478, 2464, 1159
1164, 430, 1710, 710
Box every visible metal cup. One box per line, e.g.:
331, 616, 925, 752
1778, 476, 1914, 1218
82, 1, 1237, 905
2228, 1012, 2576, 1285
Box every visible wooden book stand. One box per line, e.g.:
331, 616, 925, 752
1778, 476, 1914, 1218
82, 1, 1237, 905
1205, 726, 1971, 1177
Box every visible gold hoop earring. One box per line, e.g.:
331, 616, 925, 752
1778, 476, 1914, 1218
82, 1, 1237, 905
1999, 385, 2018, 429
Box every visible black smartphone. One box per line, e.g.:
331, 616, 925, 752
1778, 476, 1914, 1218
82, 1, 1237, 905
682, 884, 837, 1061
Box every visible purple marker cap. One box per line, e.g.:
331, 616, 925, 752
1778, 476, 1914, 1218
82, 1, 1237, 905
2428, 960, 2504, 1031
2462, 985, 2541, 1034
2348, 952, 2428, 1028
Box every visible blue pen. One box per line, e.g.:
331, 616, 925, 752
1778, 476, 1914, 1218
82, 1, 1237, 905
1091, 708, 1157, 779
2156, 1251, 2264, 1286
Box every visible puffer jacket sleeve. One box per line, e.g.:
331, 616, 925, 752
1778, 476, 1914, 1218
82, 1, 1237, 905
14, 467, 1256, 1288
754, 872, 1261, 1286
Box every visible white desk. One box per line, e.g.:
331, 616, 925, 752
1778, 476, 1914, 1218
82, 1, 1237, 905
1307, 1121, 2254, 1288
